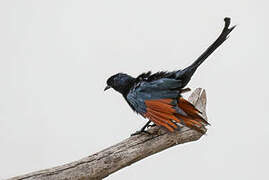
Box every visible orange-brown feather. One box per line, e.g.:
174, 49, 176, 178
147, 108, 180, 123
146, 111, 175, 132
175, 114, 205, 133
144, 97, 209, 133
178, 97, 209, 125
145, 99, 176, 113
144, 99, 180, 132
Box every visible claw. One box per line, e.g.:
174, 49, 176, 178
131, 130, 152, 136
147, 124, 156, 128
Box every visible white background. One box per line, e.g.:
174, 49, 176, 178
0, 0, 268, 179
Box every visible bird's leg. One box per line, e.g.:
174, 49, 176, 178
131, 120, 152, 136
140, 120, 152, 131
147, 123, 156, 128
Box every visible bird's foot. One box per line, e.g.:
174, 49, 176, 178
131, 130, 152, 136
147, 124, 156, 128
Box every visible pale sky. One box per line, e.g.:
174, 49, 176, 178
0, 0, 268, 179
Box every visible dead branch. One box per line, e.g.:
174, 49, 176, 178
7, 88, 208, 180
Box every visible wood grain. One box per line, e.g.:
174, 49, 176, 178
7, 88, 208, 180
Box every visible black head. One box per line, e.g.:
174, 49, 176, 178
104, 73, 135, 95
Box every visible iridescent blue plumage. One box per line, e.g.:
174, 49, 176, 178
105, 18, 235, 134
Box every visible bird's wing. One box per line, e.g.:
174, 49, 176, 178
126, 78, 209, 132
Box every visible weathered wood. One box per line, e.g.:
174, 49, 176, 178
7, 88, 208, 180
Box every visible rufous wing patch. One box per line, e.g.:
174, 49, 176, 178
175, 97, 209, 133
144, 97, 209, 133
144, 99, 180, 132
178, 97, 210, 125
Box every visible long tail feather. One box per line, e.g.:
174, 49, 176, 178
176, 17, 236, 87
188, 18, 235, 71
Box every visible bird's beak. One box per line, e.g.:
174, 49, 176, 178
104, 85, 111, 91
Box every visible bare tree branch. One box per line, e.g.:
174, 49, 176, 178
7, 88, 208, 180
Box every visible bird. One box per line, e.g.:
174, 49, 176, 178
104, 17, 235, 135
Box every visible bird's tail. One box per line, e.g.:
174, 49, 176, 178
176, 17, 236, 87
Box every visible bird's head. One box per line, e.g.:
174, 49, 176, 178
104, 73, 135, 95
